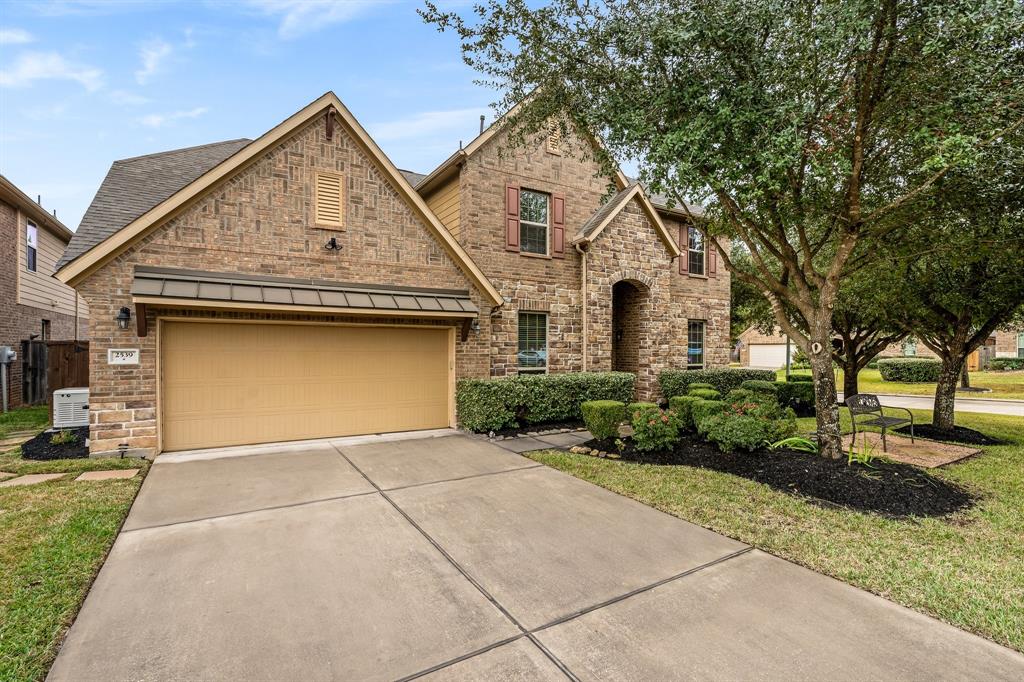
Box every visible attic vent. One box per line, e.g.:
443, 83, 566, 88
546, 123, 563, 155
315, 172, 344, 227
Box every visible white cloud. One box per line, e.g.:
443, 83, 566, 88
0, 51, 103, 91
138, 106, 208, 128
244, 1, 390, 40
110, 89, 151, 106
135, 37, 172, 84
0, 28, 34, 45
369, 107, 483, 143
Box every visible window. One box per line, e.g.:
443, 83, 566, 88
687, 320, 705, 370
314, 172, 344, 227
26, 222, 37, 272
903, 339, 917, 357
519, 189, 549, 255
688, 226, 705, 276
518, 312, 547, 372
1017, 333, 1024, 359
41, 320, 50, 341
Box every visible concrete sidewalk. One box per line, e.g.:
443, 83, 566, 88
838, 392, 1024, 417
48, 434, 1024, 681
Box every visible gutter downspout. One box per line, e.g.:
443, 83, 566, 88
576, 242, 588, 371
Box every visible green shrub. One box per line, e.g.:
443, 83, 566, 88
691, 399, 726, 435
688, 388, 722, 400
456, 371, 635, 432
49, 429, 79, 446
724, 388, 753, 404
581, 400, 627, 441
866, 355, 895, 370
774, 381, 815, 417
668, 395, 702, 431
659, 368, 776, 399
876, 357, 942, 383
630, 404, 681, 452
702, 414, 774, 453
740, 379, 778, 395
628, 401, 659, 414
687, 382, 715, 391
989, 357, 1024, 371
786, 374, 813, 382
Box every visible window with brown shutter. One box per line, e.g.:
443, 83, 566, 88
552, 193, 565, 258
678, 226, 688, 274
315, 172, 344, 228
506, 183, 521, 251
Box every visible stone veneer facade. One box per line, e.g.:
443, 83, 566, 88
74, 109, 730, 457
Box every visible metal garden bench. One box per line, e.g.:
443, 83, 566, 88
845, 394, 914, 453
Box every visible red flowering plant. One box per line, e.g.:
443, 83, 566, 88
630, 403, 681, 452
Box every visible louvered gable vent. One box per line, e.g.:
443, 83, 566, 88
315, 172, 344, 227
546, 123, 562, 155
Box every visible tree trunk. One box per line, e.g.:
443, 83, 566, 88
841, 359, 860, 399
960, 364, 970, 389
933, 356, 963, 432
809, 331, 843, 459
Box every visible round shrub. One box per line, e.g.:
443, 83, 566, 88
658, 368, 776, 399
668, 395, 702, 431
691, 399, 726, 435
702, 414, 773, 453
774, 381, 815, 417
740, 379, 778, 395
630, 404, 681, 452
876, 357, 942, 383
581, 400, 626, 441
628, 401, 659, 414
688, 388, 722, 401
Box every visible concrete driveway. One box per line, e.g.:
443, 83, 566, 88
49, 433, 1023, 681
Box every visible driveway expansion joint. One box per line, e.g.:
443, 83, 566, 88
381, 463, 545, 493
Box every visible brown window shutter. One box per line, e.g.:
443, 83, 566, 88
678, 226, 689, 274
708, 236, 718, 277
506, 183, 520, 251
551, 193, 565, 258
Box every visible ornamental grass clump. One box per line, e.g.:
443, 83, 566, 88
630, 404, 681, 452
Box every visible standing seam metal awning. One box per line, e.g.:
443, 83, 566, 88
129, 267, 480, 317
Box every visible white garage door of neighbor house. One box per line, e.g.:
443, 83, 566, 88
160, 322, 452, 451
749, 344, 791, 369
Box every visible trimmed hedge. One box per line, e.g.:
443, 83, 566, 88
774, 381, 815, 417
659, 368, 776, 399
990, 357, 1024, 371
581, 400, 626, 441
688, 382, 715, 391
668, 395, 703, 431
877, 357, 942, 383
786, 374, 813, 382
740, 379, 778, 395
687, 388, 722, 401
456, 371, 635, 432
691, 399, 726, 435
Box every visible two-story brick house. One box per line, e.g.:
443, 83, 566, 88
56, 92, 729, 456
1, 175, 89, 410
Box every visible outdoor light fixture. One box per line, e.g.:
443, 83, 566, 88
324, 237, 342, 251
115, 306, 132, 330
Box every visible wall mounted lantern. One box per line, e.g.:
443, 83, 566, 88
115, 306, 132, 330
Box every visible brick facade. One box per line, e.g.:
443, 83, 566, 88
1, 196, 86, 410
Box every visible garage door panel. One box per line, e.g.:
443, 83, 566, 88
161, 322, 451, 451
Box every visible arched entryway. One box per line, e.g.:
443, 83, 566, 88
612, 280, 648, 373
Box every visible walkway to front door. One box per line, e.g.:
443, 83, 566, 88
48, 433, 1023, 680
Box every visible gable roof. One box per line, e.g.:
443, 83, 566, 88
60, 139, 252, 269
55, 92, 504, 308
574, 183, 681, 257
0, 174, 74, 242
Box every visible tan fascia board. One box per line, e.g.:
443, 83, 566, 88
0, 174, 74, 242
132, 295, 478, 319
572, 185, 681, 258
415, 150, 465, 196
56, 92, 504, 308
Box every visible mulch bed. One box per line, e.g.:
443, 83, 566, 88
489, 419, 586, 438
895, 424, 1003, 446
582, 433, 974, 518
20, 427, 90, 461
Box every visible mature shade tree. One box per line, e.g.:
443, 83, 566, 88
728, 244, 773, 344
422, 0, 1024, 457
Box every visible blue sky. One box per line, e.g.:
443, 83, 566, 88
0, 1, 504, 231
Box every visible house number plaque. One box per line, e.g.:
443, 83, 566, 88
108, 349, 140, 365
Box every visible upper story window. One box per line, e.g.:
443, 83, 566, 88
687, 320, 705, 370
26, 222, 38, 272
688, 226, 705, 276
519, 189, 549, 255
314, 172, 344, 228
518, 312, 548, 373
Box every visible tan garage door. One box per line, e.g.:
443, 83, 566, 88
161, 322, 451, 451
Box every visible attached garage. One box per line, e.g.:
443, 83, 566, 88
160, 321, 453, 451
748, 343, 793, 369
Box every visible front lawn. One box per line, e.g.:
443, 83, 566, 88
530, 410, 1023, 652
0, 412, 148, 682
777, 368, 1024, 400
0, 405, 49, 441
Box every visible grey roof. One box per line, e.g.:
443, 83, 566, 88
628, 177, 704, 218
575, 183, 639, 242
60, 138, 253, 268
130, 267, 479, 316
398, 169, 427, 187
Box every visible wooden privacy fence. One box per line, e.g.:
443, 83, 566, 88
19, 340, 90, 416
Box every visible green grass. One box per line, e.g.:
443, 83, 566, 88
0, 406, 49, 441
777, 368, 1024, 400
530, 410, 1024, 652
0, 409, 148, 682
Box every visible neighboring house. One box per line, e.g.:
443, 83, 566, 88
994, 328, 1024, 359
737, 326, 797, 369
56, 92, 729, 457
1, 175, 89, 410
881, 338, 940, 360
